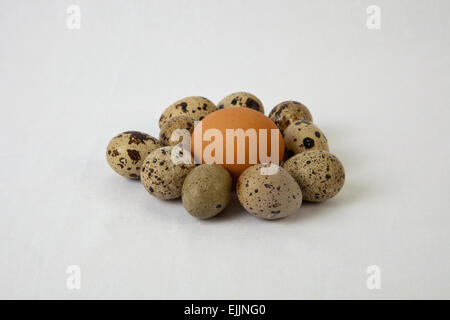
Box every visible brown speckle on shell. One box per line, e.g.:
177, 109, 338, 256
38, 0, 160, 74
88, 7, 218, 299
106, 131, 162, 179
217, 92, 264, 113
159, 115, 195, 146
268, 101, 313, 132
283, 150, 345, 202
236, 164, 302, 220
140, 146, 195, 199
159, 96, 217, 128
283, 121, 329, 159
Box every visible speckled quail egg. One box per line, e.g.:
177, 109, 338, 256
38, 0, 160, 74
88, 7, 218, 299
268, 101, 313, 132
236, 164, 302, 220
182, 164, 232, 219
159, 96, 217, 128
159, 115, 195, 146
284, 120, 329, 158
140, 146, 195, 200
283, 150, 345, 202
217, 92, 264, 113
106, 131, 162, 179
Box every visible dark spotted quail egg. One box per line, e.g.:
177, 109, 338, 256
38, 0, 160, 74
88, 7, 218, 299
159, 115, 195, 146
236, 164, 302, 220
182, 164, 232, 219
106, 131, 162, 179
283, 120, 329, 159
217, 92, 264, 113
159, 96, 216, 128
140, 146, 195, 200
283, 150, 345, 202
268, 101, 313, 132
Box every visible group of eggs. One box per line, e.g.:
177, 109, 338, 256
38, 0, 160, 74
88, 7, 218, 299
106, 92, 345, 220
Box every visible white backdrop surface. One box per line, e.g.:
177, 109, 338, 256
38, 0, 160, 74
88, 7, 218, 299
0, 0, 449, 299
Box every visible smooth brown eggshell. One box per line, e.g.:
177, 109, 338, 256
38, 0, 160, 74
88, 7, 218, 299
282, 150, 345, 202
191, 107, 284, 180
236, 164, 302, 220
141, 146, 195, 199
106, 131, 162, 179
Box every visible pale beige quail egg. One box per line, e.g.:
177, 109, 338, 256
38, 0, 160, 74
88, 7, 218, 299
140, 146, 195, 199
159, 115, 195, 146
268, 101, 313, 132
217, 92, 264, 113
283, 150, 345, 202
159, 96, 216, 128
106, 131, 162, 179
283, 120, 329, 159
236, 164, 302, 220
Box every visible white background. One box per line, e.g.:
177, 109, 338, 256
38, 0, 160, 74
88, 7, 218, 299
1, 0, 449, 299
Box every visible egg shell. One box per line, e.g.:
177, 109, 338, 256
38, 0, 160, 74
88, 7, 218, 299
159, 115, 195, 146
268, 101, 313, 132
283, 120, 329, 159
217, 92, 264, 113
236, 164, 302, 220
140, 146, 195, 199
159, 96, 217, 128
282, 150, 345, 202
191, 107, 284, 180
106, 131, 162, 179
182, 164, 232, 219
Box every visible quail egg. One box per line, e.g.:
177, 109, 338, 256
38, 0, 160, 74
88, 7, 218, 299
268, 101, 313, 132
141, 146, 195, 199
182, 164, 232, 219
283, 150, 345, 202
284, 120, 329, 158
106, 131, 162, 179
217, 92, 264, 113
236, 164, 302, 220
159, 115, 195, 146
159, 96, 216, 128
